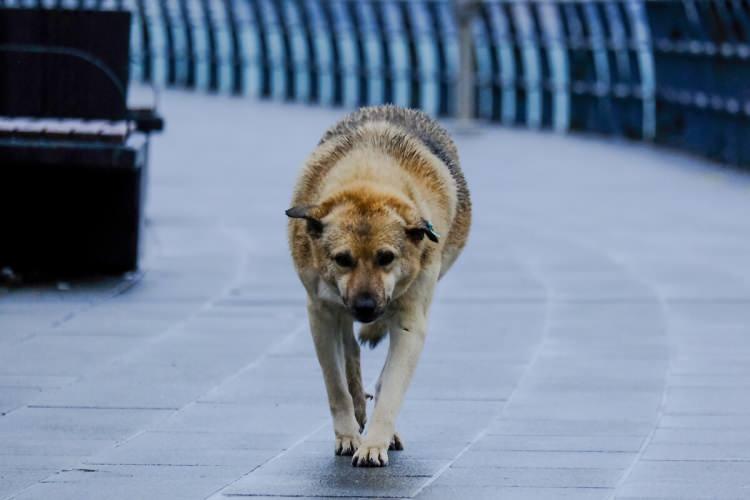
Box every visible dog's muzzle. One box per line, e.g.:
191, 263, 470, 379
351, 293, 381, 323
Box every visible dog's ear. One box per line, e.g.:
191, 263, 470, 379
406, 218, 440, 244
286, 205, 324, 238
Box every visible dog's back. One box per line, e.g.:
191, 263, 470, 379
319, 105, 471, 272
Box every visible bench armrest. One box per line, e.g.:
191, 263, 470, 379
127, 85, 164, 133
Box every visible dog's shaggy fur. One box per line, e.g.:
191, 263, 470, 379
287, 105, 471, 466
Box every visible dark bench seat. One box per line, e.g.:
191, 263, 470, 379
0, 118, 130, 143
0, 7, 163, 279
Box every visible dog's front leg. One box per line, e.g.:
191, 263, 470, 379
352, 314, 425, 467
352, 264, 439, 467
307, 300, 362, 456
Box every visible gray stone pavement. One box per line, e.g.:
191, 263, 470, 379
2, 91, 750, 499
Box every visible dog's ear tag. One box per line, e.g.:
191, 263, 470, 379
423, 220, 440, 243
407, 219, 440, 244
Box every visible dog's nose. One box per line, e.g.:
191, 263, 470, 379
352, 294, 378, 323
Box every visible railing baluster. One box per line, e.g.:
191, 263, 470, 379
485, 2, 516, 125
431, 0, 459, 117
538, 1, 569, 131
473, 2, 495, 121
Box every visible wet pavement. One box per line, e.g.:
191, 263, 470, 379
2, 91, 750, 499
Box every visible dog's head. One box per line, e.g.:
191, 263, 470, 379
287, 188, 439, 323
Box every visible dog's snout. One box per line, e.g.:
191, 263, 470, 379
353, 295, 376, 315
352, 294, 379, 323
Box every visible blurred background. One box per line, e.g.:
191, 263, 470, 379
1, 1, 750, 499
88, 0, 750, 163
100, 0, 747, 162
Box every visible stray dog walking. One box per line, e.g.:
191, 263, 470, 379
286, 105, 471, 467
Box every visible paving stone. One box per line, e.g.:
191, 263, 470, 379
219, 465, 431, 498
486, 418, 654, 437
0, 335, 139, 377
651, 428, 750, 446
454, 449, 636, 469
0, 375, 76, 389
435, 465, 622, 488
473, 434, 645, 453
659, 414, 750, 430
663, 387, 750, 414
615, 459, 750, 499
627, 460, 750, 488
85, 436, 281, 467
0, 387, 43, 415
641, 442, 750, 461
0, 406, 174, 442
416, 484, 612, 500
154, 402, 328, 435
0, 468, 58, 499
0, 437, 115, 458
11, 466, 250, 500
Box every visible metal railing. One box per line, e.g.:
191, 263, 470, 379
648, 0, 750, 165
2, 0, 747, 168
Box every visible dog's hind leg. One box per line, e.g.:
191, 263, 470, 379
358, 319, 388, 349
308, 300, 361, 456
343, 323, 367, 432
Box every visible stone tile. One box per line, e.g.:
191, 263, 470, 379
663, 387, 750, 414
651, 428, 750, 446
154, 402, 327, 435
659, 414, 750, 430
11, 466, 248, 500
0, 436, 115, 457
628, 460, 750, 486
0, 467, 57, 499
0, 386, 43, 415
0, 406, 173, 441
474, 435, 645, 453
0, 335, 139, 377
454, 449, 635, 469
487, 418, 653, 437
616, 459, 750, 499
641, 442, 750, 461
0, 375, 76, 389
219, 464, 430, 498
435, 465, 621, 488
502, 391, 664, 421
85, 431, 285, 467
417, 484, 612, 500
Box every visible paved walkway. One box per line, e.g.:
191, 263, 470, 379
2, 91, 750, 500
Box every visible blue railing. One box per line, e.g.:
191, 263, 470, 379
648, 0, 750, 165
2, 0, 747, 169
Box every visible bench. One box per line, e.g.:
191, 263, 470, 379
0, 7, 163, 279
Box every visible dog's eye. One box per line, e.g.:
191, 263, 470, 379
376, 251, 395, 267
333, 253, 355, 268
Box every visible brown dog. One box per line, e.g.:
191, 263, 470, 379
287, 105, 471, 466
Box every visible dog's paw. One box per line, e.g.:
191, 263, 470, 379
389, 432, 404, 451
335, 434, 361, 456
351, 442, 389, 467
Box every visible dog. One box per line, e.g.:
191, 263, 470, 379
286, 105, 471, 466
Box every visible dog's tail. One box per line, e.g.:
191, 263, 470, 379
358, 320, 388, 348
